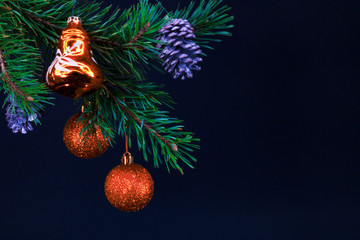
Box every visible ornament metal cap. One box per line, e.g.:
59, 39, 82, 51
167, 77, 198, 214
67, 16, 81, 24
121, 152, 134, 165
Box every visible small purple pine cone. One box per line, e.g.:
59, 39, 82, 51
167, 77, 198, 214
157, 18, 203, 80
5, 96, 41, 134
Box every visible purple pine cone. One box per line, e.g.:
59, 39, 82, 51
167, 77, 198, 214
5, 97, 41, 134
157, 18, 203, 80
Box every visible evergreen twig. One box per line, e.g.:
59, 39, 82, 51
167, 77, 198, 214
117, 95, 178, 151
0, 50, 34, 101
19, 8, 60, 31
129, 22, 151, 44
19, 7, 147, 50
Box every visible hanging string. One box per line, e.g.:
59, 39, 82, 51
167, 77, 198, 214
124, 128, 129, 154
72, 0, 78, 16
123, 95, 129, 154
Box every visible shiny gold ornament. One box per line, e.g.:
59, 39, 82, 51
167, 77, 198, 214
46, 16, 103, 98
104, 153, 154, 212
63, 112, 110, 159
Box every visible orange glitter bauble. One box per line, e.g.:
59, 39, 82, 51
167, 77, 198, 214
46, 16, 104, 98
104, 154, 154, 212
63, 112, 110, 159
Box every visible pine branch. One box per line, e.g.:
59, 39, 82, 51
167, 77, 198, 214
91, 37, 122, 47
194, 19, 209, 31
0, 0, 231, 172
100, 85, 177, 151
0, 50, 34, 101
0, 3, 52, 123
18, 6, 147, 50
173, 0, 234, 48
19, 8, 61, 31
119, 96, 178, 152
129, 22, 151, 44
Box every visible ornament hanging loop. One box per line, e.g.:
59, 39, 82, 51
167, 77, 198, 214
121, 152, 134, 165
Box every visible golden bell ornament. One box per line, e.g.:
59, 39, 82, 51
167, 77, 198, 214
46, 16, 103, 98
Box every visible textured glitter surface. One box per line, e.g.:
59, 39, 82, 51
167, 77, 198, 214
63, 112, 110, 159
104, 163, 154, 212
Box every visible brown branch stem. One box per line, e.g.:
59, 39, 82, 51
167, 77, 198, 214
0, 49, 34, 101
91, 37, 122, 47
20, 8, 61, 31
129, 22, 150, 44
194, 19, 209, 32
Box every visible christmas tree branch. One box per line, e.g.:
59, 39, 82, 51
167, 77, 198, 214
15, 3, 150, 51
106, 88, 178, 151
173, 0, 234, 49
0, 0, 231, 172
0, 50, 34, 101
83, 79, 196, 173
0, 1, 52, 129
129, 22, 151, 44
91, 37, 122, 47
19, 8, 61, 31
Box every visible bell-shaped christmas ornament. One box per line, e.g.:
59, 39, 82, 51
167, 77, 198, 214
46, 16, 103, 98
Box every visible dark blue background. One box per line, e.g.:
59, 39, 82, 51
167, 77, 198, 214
1, 0, 360, 239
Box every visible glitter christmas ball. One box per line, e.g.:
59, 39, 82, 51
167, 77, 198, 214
104, 157, 154, 212
63, 112, 110, 159
46, 16, 104, 98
